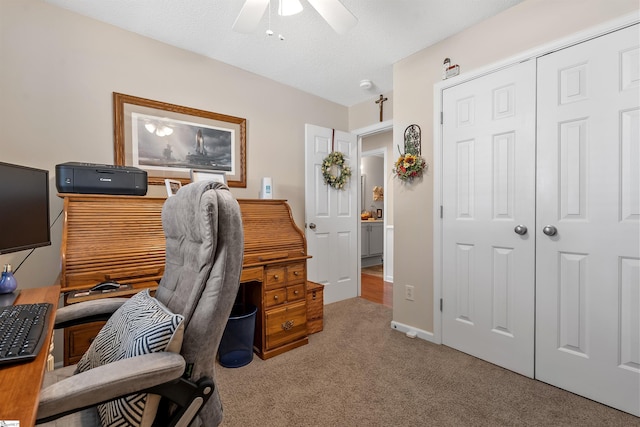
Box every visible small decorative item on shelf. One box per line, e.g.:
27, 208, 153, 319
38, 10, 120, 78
373, 186, 384, 201
322, 151, 352, 190
442, 57, 460, 80
0, 264, 18, 294
393, 124, 427, 182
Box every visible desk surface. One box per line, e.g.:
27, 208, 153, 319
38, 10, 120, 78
0, 285, 59, 427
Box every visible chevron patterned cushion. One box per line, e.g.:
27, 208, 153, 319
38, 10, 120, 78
75, 289, 185, 427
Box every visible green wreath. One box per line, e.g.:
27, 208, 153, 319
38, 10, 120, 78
322, 151, 352, 190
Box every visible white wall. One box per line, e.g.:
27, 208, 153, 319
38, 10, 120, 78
392, 0, 639, 334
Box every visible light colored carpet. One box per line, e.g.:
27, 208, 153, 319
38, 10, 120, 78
215, 298, 637, 426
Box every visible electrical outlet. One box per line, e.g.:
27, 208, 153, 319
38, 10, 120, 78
405, 285, 415, 301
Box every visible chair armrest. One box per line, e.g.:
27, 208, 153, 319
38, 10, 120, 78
37, 352, 186, 422
54, 298, 130, 328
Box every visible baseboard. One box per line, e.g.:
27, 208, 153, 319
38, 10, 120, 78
390, 320, 436, 343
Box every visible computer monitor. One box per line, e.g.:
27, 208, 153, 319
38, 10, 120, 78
0, 162, 51, 254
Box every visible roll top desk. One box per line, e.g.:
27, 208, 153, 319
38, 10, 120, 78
59, 194, 310, 365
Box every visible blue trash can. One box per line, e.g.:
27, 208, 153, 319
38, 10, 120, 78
218, 304, 257, 368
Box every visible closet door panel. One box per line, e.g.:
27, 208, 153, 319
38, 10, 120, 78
442, 59, 536, 377
535, 23, 640, 417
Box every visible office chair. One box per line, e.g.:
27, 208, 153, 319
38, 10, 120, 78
36, 181, 244, 427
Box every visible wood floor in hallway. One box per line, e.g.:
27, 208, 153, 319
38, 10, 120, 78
360, 269, 392, 308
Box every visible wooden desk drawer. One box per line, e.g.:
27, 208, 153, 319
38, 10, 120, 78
265, 288, 287, 308
287, 262, 306, 283
265, 266, 286, 289
287, 283, 305, 302
65, 321, 105, 365
265, 301, 307, 350
241, 266, 263, 283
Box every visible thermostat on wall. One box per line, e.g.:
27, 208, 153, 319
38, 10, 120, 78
260, 177, 273, 199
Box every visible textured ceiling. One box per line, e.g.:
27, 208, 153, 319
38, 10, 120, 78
43, 0, 523, 106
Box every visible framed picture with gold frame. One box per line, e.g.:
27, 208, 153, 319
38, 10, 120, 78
113, 92, 246, 187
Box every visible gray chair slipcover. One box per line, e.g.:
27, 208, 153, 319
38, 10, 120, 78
37, 181, 244, 426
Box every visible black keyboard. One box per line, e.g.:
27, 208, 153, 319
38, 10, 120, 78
0, 303, 52, 366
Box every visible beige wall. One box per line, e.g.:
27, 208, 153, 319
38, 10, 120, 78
392, 0, 639, 334
0, 0, 352, 292
349, 91, 393, 131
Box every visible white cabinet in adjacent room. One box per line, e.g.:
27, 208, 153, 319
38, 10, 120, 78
362, 221, 383, 266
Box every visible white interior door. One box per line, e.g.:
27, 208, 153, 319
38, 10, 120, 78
535, 24, 640, 416
441, 60, 537, 377
305, 124, 358, 304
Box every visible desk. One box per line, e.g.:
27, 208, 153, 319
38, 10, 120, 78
0, 285, 59, 427
58, 195, 311, 362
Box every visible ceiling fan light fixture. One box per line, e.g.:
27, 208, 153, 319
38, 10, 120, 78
278, 0, 303, 16
307, 0, 358, 35
233, 0, 356, 35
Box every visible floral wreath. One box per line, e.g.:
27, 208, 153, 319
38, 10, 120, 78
322, 151, 352, 190
393, 150, 427, 182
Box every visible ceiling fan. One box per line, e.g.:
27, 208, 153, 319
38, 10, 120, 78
232, 0, 358, 35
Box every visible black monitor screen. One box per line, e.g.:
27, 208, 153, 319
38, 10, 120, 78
0, 162, 51, 254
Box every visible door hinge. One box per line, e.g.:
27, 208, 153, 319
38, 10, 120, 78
440, 298, 443, 312
440, 205, 443, 218
440, 112, 443, 125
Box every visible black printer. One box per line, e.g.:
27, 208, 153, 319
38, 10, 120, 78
56, 162, 148, 196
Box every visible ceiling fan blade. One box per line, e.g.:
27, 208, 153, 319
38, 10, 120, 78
307, 0, 358, 35
232, 0, 270, 33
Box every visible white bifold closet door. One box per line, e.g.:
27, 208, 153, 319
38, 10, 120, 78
535, 24, 639, 416
441, 23, 639, 416
441, 59, 537, 378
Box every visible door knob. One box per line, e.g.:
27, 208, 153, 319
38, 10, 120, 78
542, 225, 557, 236
309, 223, 316, 230
514, 225, 528, 235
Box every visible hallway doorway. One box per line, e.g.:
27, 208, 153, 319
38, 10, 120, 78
360, 128, 392, 307
361, 265, 392, 307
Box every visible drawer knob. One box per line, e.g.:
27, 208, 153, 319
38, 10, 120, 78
294, 290, 299, 295
293, 271, 299, 276
281, 320, 294, 331
274, 274, 279, 280
274, 295, 279, 300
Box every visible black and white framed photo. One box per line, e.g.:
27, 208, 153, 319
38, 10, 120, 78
114, 93, 246, 188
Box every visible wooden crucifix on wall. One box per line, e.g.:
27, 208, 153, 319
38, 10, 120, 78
375, 94, 388, 122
